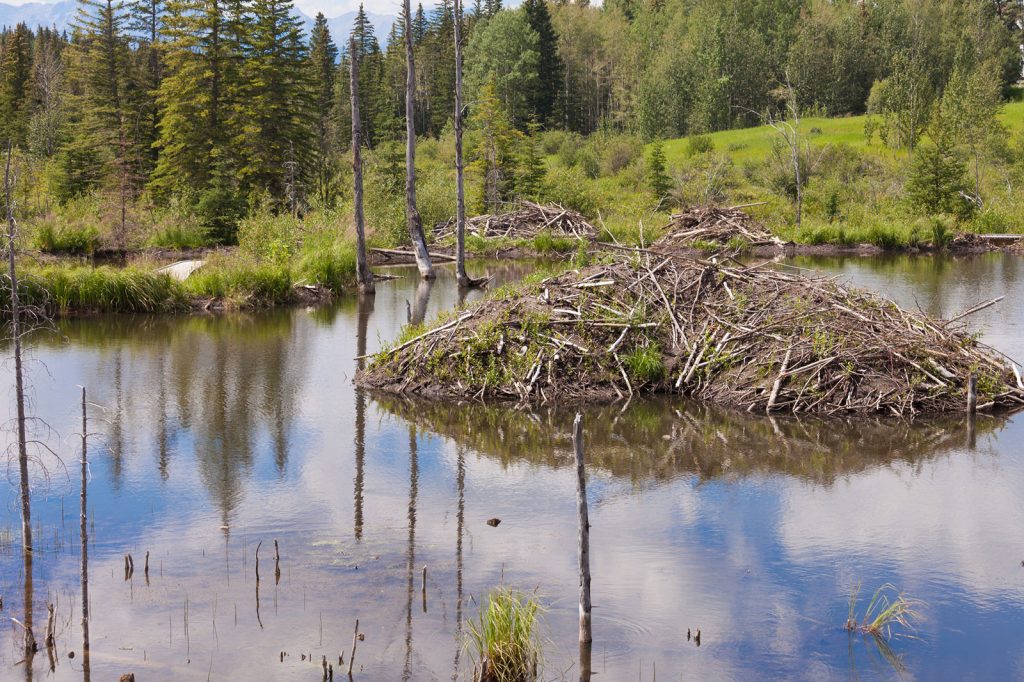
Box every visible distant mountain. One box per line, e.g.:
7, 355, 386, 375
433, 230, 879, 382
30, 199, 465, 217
0, 0, 396, 48
299, 9, 397, 48
0, 0, 76, 31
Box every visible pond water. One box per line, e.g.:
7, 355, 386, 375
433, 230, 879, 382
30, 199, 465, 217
2, 253, 1024, 681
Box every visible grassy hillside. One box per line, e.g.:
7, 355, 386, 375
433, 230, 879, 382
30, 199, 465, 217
661, 102, 1024, 167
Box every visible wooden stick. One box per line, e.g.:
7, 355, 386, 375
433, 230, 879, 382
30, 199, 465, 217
967, 374, 978, 414
947, 295, 1003, 324
573, 414, 592, 645
766, 346, 792, 413
347, 619, 359, 676
356, 311, 474, 359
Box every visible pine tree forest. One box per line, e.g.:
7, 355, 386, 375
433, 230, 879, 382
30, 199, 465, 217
0, 0, 1022, 247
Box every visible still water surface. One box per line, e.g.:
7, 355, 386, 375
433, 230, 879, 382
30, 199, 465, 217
2, 253, 1024, 680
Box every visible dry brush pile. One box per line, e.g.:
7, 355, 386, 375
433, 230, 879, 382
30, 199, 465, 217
358, 252, 1024, 416
433, 201, 597, 242
656, 206, 784, 249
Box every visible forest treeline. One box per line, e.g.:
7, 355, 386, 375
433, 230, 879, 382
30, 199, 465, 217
0, 0, 1021, 244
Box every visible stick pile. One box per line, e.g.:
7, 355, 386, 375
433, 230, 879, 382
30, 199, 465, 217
433, 201, 597, 241
656, 206, 784, 248
358, 251, 1024, 416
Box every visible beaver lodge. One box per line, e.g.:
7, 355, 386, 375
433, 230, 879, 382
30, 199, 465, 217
433, 201, 597, 241
656, 205, 785, 248
357, 252, 1024, 416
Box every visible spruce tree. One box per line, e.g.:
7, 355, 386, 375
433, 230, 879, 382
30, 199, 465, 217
67, 0, 137, 242
127, 0, 163, 173
0, 24, 34, 147
427, 0, 455, 134
308, 12, 338, 206
647, 140, 671, 206
522, 0, 562, 125
234, 0, 311, 206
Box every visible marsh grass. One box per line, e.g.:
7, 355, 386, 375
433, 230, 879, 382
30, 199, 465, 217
183, 257, 293, 307
845, 582, 923, 640
13, 265, 187, 313
466, 588, 543, 682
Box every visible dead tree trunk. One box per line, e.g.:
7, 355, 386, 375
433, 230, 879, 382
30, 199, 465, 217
349, 39, 374, 294
573, 414, 592, 645
4, 142, 32, 558
81, 387, 91, 675
453, 0, 469, 288
403, 0, 435, 280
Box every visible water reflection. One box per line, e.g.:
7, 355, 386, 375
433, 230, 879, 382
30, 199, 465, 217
2, 256, 1024, 681
373, 395, 1002, 484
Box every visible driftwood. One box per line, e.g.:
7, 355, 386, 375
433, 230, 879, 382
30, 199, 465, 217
434, 201, 597, 242
358, 251, 1024, 416
656, 205, 784, 248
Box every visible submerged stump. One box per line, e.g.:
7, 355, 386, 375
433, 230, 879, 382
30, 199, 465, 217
357, 252, 1024, 417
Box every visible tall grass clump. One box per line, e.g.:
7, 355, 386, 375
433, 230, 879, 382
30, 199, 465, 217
183, 257, 293, 307
845, 582, 923, 640
294, 236, 356, 290
146, 224, 210, 249
624, 343, 664, 384
466, 588, 543, 682
31, 266, 186, 313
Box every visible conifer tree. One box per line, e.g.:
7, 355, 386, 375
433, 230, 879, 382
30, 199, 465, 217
127, 0, 163, 172
647, 140, 670, 206
0, 24, 34, 147
68, 0, 136, 242
230, 0, 310, 205
308, 13, 338, 206
522, 0, 562, 125
154, 0, 231, 194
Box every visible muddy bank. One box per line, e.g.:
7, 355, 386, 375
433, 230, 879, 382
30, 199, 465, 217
358, 251, 1024, 416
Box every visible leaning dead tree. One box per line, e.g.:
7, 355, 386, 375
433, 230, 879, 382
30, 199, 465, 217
349, 38, 374, 294
4, 142, 32, 557
403, 0, 435, 280
453, 0, 469, 287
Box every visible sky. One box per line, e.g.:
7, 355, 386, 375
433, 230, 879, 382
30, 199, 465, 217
0, 0, 461, 17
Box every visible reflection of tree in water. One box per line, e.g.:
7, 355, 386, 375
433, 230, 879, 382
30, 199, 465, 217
354, 292, 374, 542
54, 313, 312, 526
373, 396, 1007, 485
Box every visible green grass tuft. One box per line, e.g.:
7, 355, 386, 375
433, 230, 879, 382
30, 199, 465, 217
845, 582, 923, 640
623, 344, 664, 384
466, 588, 543, 682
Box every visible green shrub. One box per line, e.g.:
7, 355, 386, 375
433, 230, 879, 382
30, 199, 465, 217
32, 222, 100, 254
930, 218, 953, 249
196, 185, 245, 244
687, 134, 715, 156
970, 208, 1013, 234
599, 134, 643, 176
538, 167, 598, 217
